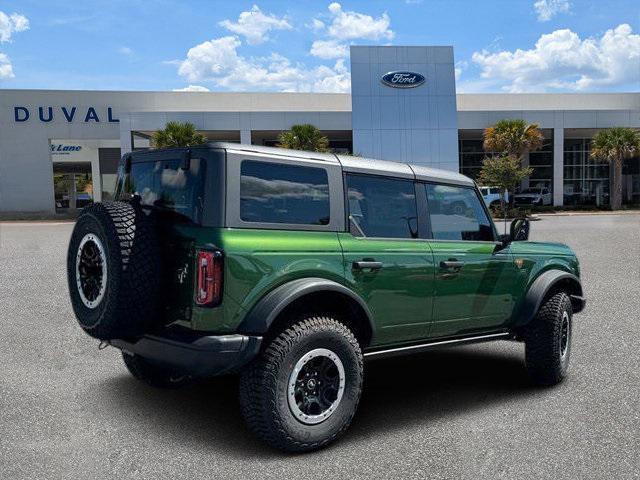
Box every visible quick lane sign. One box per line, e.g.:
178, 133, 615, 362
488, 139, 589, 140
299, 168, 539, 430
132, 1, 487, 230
13, 106, 119, 123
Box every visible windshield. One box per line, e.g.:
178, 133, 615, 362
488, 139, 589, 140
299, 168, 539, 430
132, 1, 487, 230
520, 188, 540, 194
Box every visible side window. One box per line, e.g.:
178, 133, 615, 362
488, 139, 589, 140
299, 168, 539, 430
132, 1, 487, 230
346, 174, 418, 239
240, 160, 330, 225
426, 184, 494, 241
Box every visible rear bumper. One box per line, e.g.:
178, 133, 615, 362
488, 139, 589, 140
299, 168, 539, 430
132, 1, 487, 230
110, 329, 262, 377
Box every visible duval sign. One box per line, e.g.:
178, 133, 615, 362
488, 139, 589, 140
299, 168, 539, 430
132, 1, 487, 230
13, 106, 119, 123
381, 71, 426, 88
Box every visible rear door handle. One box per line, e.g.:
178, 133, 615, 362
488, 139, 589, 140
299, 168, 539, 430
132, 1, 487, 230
440, 260, 464, 270
353, 260, 383, 271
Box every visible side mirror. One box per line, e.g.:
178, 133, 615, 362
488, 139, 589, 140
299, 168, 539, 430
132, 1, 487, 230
510, 218, 530, 242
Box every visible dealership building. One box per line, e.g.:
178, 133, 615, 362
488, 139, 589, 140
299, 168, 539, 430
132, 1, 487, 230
1, 45, 638, 214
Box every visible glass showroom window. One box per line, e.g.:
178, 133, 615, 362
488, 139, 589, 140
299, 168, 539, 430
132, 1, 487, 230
528, 137, 554, 192
459, 138, 490, 181
564, 138, 610, 206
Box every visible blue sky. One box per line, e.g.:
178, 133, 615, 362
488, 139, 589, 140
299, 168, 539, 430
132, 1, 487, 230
0, 0, 638, 93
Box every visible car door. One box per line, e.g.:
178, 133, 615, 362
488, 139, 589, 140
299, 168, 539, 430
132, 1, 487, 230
423, 183, 520, 338
338, 174, 435, 346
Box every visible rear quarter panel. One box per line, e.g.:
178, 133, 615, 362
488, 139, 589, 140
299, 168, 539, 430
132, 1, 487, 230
192, 228, 345, 332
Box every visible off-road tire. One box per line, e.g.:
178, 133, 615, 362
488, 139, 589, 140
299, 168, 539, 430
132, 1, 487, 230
239, 316, 363, 452
67, 201, 160, 340
524, 291, 573, 386
122, 352, 192, 389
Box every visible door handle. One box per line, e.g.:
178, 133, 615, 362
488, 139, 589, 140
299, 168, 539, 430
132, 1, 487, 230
352, 260, 383, 271
440, 260, 464, 270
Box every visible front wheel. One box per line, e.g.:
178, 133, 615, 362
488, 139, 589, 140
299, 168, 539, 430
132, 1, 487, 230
239, 316, 363, 452
524, 291, 573, 386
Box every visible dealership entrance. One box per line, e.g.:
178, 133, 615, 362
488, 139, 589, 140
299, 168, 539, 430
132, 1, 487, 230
53, 162, 93, 211
50, 139, 121, 212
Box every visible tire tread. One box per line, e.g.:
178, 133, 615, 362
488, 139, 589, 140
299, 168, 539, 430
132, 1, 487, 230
239, 316, 363, 452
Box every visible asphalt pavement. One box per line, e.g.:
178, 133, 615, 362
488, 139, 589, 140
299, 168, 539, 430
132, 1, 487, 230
0, 215, 638, 479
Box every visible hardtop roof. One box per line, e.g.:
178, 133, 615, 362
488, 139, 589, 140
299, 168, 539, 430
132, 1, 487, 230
131, 142, 475, 187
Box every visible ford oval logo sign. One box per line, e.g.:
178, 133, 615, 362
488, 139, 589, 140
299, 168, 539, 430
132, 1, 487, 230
381, 71, 425, 88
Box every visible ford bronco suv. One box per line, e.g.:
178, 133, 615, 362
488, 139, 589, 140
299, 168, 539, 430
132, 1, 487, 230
67, 143, 585, 452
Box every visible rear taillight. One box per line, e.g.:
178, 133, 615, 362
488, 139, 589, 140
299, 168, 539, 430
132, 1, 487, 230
195, 249, 223, 307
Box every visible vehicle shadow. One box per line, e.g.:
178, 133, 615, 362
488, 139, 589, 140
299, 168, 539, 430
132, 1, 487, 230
100, 343, 535, 458
348, 344, 534, 442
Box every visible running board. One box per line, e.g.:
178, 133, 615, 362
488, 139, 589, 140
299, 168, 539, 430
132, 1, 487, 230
363, 331, 512, 360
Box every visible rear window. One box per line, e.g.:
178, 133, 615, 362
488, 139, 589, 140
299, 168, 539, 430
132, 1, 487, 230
117, 158, 205, 224
240, 160, 330, 225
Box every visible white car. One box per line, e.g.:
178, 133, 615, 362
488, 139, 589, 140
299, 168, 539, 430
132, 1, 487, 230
479, 186, 508, 211
514, 187, 552, 206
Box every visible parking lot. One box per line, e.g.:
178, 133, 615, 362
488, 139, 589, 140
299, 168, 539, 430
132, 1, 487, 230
1, 214, 638, 479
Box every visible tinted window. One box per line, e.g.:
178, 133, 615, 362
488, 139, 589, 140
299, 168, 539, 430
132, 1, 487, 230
426, 184, 494, 241
240, 160, 330, 225
346, 174, 417, 239
118, 158, 205, 223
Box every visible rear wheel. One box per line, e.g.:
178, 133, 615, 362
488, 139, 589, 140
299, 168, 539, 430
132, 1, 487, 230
122, 352, 192, 389
524, 291, 573, 386
239, 316, 363, 452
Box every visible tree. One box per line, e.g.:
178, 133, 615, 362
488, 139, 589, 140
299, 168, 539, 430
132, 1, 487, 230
481, 119, 544, 210
151, 121, 207, 149
590, 127, 640, 210
483, 119, 544, 158
277, 124, 330, 152
478, 155, 533, 216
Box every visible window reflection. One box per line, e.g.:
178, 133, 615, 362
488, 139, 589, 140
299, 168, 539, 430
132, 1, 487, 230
240, 161, 330, 225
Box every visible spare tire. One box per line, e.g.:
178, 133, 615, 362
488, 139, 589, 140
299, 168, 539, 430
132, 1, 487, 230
67, 201, 160, 340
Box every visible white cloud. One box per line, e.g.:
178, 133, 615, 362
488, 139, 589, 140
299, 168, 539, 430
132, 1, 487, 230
177, 35, 350, 92
455, 60, 468, 81
533, 0, 570, 22
173, 85, 210, 92
0, 11, 29, 42
0, 52, 14, 79
309, 3, 394, 59
309, 19, 325, 32
118, 46, 133, 56
310, 39, 348, 59
178, 36, 243, 82
325, 3, 393, 41
471, 24, 640, 92
0, 11, 28, 80
219, 5, 291, 45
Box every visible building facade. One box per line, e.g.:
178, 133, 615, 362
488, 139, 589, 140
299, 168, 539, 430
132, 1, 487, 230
0, 45, 638, 214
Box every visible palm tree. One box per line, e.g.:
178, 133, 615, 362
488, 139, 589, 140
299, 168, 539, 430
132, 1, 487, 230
590, 127, 640, 210
483, 119, 544, 158
277, 124, 330, 152
481, 119, 544, 210
151, 121, 207, 149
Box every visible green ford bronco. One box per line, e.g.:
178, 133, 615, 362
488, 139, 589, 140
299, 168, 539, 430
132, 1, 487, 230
67, 143, 585, 452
